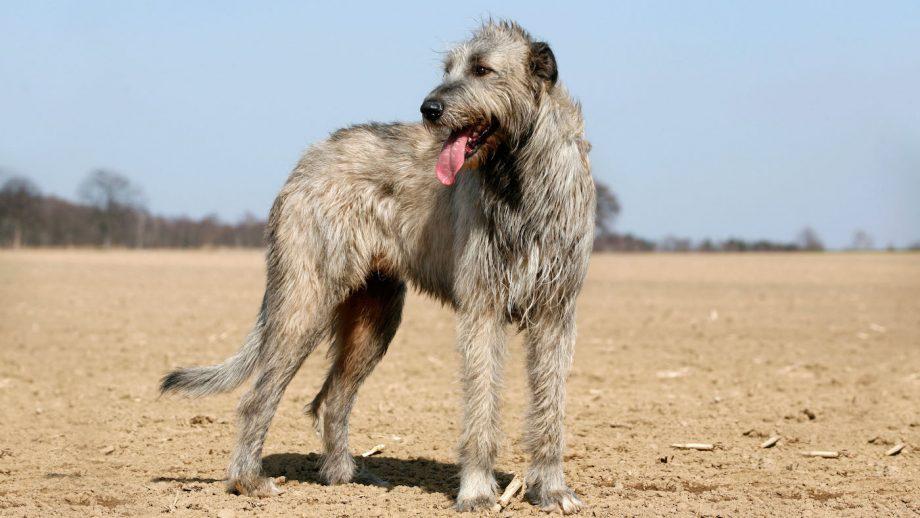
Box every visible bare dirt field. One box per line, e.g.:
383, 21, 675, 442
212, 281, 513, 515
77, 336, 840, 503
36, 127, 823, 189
1, 250, 918, 517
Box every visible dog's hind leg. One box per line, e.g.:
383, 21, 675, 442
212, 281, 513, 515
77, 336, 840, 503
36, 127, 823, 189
226, 328, 325, 496
522, 310, 584, 515
226, 276, 338, 496
310, 273, 405, 485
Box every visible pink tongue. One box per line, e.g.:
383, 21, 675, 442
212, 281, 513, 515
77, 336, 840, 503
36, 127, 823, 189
435, 133, 469, 186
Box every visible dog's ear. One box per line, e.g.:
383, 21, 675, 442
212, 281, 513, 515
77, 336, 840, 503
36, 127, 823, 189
529, 41, 558, 87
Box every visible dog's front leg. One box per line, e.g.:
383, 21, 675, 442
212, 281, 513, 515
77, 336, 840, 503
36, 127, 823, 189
454, 310, 506, 512
523, 311, 584, 514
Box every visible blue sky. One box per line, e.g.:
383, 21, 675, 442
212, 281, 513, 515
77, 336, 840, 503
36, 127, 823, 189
1, 1, 918, 248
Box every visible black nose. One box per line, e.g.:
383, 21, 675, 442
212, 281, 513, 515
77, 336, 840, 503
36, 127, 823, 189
420, 99, 444, 122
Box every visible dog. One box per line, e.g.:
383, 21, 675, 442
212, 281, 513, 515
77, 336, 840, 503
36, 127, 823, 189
161, 20, 595, 514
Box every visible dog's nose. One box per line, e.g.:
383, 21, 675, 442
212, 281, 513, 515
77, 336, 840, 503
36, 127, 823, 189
420, 99, 444, 122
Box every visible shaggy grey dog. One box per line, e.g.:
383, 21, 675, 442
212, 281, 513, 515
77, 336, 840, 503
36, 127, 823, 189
161, 20, 595, 514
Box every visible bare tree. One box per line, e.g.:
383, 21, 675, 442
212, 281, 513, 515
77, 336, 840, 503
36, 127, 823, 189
199, 213, 222, 247
658, 235, 692, 252
135, 210, 148, 248
0, 176, 41, 248
236, 212, 266, 247
796, 226, 825, 252
78, 169, 145, 247
594, 178, 621, 237
850, 229, 874, 251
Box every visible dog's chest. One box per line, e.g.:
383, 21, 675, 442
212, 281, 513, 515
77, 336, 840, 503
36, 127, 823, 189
475, 206, 590, 320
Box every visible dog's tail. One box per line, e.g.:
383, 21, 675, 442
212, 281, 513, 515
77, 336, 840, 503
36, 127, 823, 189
159, 316, 264, 398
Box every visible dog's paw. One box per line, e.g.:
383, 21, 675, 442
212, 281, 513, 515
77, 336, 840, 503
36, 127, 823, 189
455, 470, 497, 512
455, 494, 497, 513
320, 455, 357, 485
229, 476, 284, 498
528, 486, 584, 515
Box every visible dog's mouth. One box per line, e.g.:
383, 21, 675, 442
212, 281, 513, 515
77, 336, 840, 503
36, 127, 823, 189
462, 120, 496, 158
435, 119, 497, 186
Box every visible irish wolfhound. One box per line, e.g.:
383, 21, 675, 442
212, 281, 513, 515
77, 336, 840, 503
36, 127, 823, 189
160, 20, 594, 514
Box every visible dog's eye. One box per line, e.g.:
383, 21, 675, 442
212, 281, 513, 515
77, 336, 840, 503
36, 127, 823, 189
473, 65, 492, 77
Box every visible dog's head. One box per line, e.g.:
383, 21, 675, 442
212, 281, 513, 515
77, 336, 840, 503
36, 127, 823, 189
420, 21, 558, 185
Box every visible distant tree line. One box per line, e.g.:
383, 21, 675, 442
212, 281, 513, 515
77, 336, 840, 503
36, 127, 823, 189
646, 227, 825, 252
0, 170, 263, 248
591, 181, 817, 252
591, 180, 904, 252
0, 169, 910, 251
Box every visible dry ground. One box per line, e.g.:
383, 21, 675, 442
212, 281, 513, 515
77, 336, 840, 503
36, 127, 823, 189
1, 251, 918, 517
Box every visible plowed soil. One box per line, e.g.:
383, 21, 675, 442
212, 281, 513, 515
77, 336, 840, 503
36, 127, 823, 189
1, 251, 918, 516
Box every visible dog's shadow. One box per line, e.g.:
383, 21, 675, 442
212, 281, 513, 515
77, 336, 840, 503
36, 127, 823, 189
152, 453, 514, 498
262, 452, 513, 497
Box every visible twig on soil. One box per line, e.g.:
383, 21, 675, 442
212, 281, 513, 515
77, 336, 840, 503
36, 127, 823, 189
671, 443, 714, 451
800, 450, 838, 458
886, 443, 905, 456
361, 444, 386, 457
492, 474, 525, 511
761, 436, 780, 448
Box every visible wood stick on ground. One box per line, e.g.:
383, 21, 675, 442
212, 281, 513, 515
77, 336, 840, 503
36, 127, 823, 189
801, 450, 838, 458
761, 436, 780, 448
492, 475, 525, 511
361, 444, 386, 457
499, 475, 524, 507
671, 443, 714, 451
886, 443, 905, 456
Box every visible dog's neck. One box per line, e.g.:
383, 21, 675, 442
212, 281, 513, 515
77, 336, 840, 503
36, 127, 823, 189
478, 83, 590, 214
470, 83, 595, 322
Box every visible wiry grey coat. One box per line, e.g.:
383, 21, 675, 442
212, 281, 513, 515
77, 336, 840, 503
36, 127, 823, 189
161, 20, 595, 514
